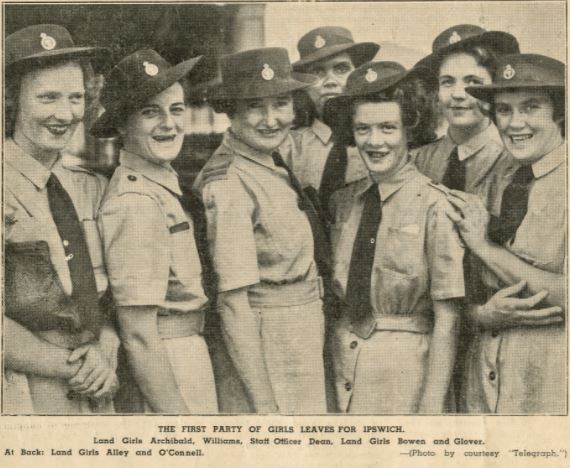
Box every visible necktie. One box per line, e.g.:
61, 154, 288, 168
47, 173, 102, 334
271, 151, 331, 279
345, 183, 382, 338
488, 165, 534, 245
442, 146, 466, 191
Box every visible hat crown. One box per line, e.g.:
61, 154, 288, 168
495, 54, 565, 87
221, 47, 293, 87
6, 24, 77, 67
346, 61, 407, 95
432, 24, 487, 53
298, 26, 355, 58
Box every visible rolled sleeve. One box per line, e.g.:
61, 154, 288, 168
98, 193, 170, 306
427, 200, 466, 301
202, 176, 259, 292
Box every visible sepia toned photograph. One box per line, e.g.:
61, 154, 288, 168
2, 0, 567, 429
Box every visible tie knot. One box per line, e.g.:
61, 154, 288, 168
513, 165, 534, 184
364, 182, 381, 201
271, 151, 286, 168
47, 173, 62, 189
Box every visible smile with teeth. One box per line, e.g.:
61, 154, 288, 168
366, 150, 390, 160
257, 128, 281, 137
45, 124, 71, 135
152, 134, 177, 143
510, 134, 533, 143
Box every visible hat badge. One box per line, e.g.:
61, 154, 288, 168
143, 61, 159, 77
365, 68, 378, 83
503, 64, 516, 80
40, 32, 57, 51
261, 63, 275, 81
449, 31, 462, 45
314, 35, 326, 49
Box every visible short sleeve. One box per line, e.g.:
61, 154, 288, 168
426, 199, 466, 300
202, 175, 259, 292
97, 193, 170, 306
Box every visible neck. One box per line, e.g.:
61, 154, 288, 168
13, 129, 60, 169
448, 118, 490, 145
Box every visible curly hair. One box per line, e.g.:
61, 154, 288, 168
5, 58, 97, 138
439, 45, 499, 79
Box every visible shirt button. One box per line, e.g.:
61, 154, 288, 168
127, 175, 137, 181
491, 330, 499, 338
489, 371, 496, 381
345, 382, 352, 391
65, 253, 74, 261
62, 240, 69, 247
370, 238, 375, 244
350, 341, 358, 349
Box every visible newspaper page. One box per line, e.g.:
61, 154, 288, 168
1, 1, 568, 467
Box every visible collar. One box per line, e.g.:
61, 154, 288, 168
222, 129, 289, 171
531, 142, 565, 179
448, 123, 502, 161
120, 150, 181, 196
311, 118, 333, 145
356, 160, 419, 202
5, 138, 58, 189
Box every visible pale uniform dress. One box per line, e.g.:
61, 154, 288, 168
195, 130, 327, 414
463, 144, 567, 414
97, 150, 217, 413
330, 159, 465, 414
4, 138, 110, 414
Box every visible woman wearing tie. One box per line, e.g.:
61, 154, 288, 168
325, 62, 465, 414
195, 48, 328, 414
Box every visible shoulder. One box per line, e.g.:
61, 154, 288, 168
330, 177, 369, 214
194, 149, 236, 190
60, 158, 109, 192
410, 136, 446, 162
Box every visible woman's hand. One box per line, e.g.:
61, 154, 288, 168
67, 342, 118, 400
471, 281, 563, 330
445, 190, 490, 251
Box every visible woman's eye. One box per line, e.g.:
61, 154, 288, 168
276, 100, 290, 108
69, 93, 85, 104
439, 78, 452, 87
334, 64, 351, 74
141, 108, 158, 117
171, 105, 186, 115
38, 94, 57, 103
354, 126, 369, 134
467, 78, 483, 85
495, 106, 510, 115
381, 124, 397, 132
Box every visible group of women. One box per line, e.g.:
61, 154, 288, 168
3, 21, 566, 415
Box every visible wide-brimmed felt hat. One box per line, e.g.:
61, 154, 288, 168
6, 24, 108, 71
293, 26, 379, 72
466, 53, 565, 103
414, 24, 520, 71
323, 61, 436, 128
90, 49, 202, 137
208, 47, 316, 102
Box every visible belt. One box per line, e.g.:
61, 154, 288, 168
157, 309, 205, 338
248, 277, 324, 308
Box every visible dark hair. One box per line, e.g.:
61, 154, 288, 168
5, 58, 97, 138
328, 78, 437, 148
490, 89, 566, 138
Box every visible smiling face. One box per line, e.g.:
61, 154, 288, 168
14, 61, 85, 157
305, 52, 355, 116
353, 100, 408, 180
438, 52, 492, 131
231, 94, 295, 152
121, 82, 186, 165
495, 89, 563, 164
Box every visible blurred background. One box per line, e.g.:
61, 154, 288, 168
4, 2, 566, 183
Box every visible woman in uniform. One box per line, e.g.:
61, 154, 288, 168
325, 61, 465, 414
4, 24, 119, 414
195, 48, 328, 414
447, 54, 566, 413
93, 50, 217, 414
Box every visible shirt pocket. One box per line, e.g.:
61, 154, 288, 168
383, 226, 423, 276
169, 224, 202, 286
372, 266, 419, 316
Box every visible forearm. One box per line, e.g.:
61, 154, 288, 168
4, 318, 80, 379
117, 306, 189, 414
218, 288, 277, 412
474, 241, 565, 309
419, 300, 459, 413
97, 319, 120, 369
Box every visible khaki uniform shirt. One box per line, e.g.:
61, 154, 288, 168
98, 151, 207, 312
465, 144, 567, 414
412, 123, 515, 215
195, 130, 318, 292
5, 138, 108, 296
330, 161, 465, 318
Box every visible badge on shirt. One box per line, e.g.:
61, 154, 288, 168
169, 222, 190, 234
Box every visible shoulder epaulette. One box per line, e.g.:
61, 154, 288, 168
199, 152, 234, 185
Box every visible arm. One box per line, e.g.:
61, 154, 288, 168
4, 317, 80, 379
218, 288, 278, 413
446, 191, 565, 309
418, 299, 459, 413
117, 305, 189, 413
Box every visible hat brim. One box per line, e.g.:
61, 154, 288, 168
413, 31, 520, 71
208, 72, 317, 102
293, 42, 380, 71
90, 55, 203, 137
7, 46, 109, 70
466, 83, 565, 103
